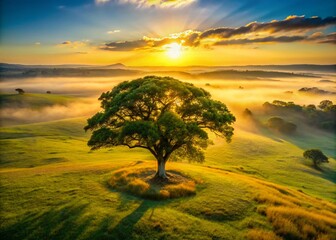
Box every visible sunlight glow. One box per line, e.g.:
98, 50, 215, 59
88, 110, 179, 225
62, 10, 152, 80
166, 43, 182, 59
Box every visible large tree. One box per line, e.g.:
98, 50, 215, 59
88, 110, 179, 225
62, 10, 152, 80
85, 76, 235, 179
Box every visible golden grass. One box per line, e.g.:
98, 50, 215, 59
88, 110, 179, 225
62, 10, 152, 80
266, 206, 336, 239
246, 229, 282, 240
108, 166, 197, 200
244, 177, 336, 239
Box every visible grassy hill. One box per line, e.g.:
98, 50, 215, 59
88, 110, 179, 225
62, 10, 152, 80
0, 118, 335, 239
0, 93, 75, 109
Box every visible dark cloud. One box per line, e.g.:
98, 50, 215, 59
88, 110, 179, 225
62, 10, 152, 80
102, 30, 201, 51
102, 39, 148, 51
215, 36, 306, 45
215, 33, 336, 45
101, 16, 336, 51
200, 16, 336, 39
312, 32, 336, 44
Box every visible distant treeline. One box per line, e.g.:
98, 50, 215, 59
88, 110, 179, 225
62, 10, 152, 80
263, 100, 336, 131
197, 70, 315, 79
1, 66, 315, 79
0, 68, 141, 78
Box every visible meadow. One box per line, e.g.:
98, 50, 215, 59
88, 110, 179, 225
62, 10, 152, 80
0, 69, 335, 239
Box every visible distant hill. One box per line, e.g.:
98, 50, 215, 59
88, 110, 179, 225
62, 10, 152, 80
102, 63, 126, 69
197, 69, 315, 79
0, 93, 74, 109
130, 64, 336, 73
0, 67, 141, 78
0, 63, 94, 69
0, 63, 326, 79
217, 64, 336, 73
298, 87, 336, 95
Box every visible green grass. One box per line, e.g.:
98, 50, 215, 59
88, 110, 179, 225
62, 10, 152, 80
0, 118, 335, 239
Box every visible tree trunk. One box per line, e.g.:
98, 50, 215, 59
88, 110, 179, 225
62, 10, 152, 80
155, 160, 167, 179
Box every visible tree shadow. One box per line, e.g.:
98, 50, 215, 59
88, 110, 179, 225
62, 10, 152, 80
85, 195, 166, 240
301, 160, 336, 184
1, 202, 91, 240
108, 201, 152, 239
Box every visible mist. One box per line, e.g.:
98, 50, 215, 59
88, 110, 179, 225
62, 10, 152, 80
1, 71, 335, 127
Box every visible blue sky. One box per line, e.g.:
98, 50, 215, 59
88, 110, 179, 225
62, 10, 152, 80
0, 0, 335, 65
1, 0, 335, 44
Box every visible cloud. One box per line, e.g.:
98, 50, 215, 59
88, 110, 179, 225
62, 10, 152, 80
101, 16, 336, 51
57, 41, 87, 49
117, 0, 196, 8
103, 30, 200, 51
103, 39, 148, 51
200, 16, 336, 39
1, 100, 99, 125
215, 36, 306, 45
214, 33, 336, 46
308, 32, 336, 44
107, 30, 121, 34
95, 0, 110, 4
34, 42, 41, 45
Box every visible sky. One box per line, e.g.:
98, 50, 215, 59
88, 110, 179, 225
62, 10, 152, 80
0, 0, 335, 66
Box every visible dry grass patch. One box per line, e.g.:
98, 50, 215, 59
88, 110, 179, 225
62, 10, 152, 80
249, 178, 336, 239
266, 206, 336, 240
246, 229, 282, 240
108, 167, 198, 200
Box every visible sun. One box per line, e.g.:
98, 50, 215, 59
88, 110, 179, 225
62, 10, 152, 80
166, 42, 182, 59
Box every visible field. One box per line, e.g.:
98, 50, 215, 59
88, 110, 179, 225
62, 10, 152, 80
0, 69, 335, 239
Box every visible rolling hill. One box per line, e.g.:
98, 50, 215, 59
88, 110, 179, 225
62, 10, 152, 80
0, 117, 335, 239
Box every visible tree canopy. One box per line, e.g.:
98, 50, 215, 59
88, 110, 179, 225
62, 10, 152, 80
303, 149, 329, 167
15, 88, 25, 94
263, 100, 336, 131
85, 76, 235, 178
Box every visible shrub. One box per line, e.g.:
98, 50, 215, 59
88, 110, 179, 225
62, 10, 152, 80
243, 108, 253, 117
164, 182, 196, 198
108, 168, 197, 200
15, 88, 25, 94
267, 117, 285, 129
267, 117, 297, 134
127, 179, 150, 195
279, 122, 297, 134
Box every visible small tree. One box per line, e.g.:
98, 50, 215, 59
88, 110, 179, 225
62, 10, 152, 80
15, 88, 25, 94
279, 122, 297, 134
303, 149, 329, 168
318, 100, 333, 111
267, 117, 285, 129
85, 76, 235, 179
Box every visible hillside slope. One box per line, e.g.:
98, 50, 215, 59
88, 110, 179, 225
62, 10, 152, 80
0, 118, 335, 239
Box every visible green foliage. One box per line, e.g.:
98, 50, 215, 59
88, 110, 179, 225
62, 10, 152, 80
267, 117, 297, 134
243, 108, 253, 117
85, 76, 235, 165
267, 117, 285, 129
318, 100, 333, 111
303, 149, 329, 167
279, 122, 297, 134
263, 100, 336, 131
